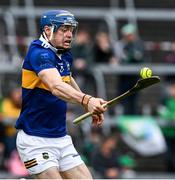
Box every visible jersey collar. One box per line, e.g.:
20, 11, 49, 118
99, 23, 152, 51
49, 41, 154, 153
39, 35, 58, 54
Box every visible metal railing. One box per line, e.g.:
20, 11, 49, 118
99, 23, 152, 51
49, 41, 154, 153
1, 0, 175, 67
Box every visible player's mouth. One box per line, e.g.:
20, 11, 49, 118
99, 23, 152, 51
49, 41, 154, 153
64, 40, 71, 47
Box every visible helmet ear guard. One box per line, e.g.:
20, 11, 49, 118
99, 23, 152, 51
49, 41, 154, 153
50, 23, 58, 33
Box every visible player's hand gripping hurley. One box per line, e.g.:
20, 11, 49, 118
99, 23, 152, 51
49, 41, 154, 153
73, 76, 160, 124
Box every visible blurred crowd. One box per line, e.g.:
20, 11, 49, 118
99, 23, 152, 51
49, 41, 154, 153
0, 23, 175, 178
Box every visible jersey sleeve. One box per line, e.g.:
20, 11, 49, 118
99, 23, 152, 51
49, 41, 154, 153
29, 49, 56, 74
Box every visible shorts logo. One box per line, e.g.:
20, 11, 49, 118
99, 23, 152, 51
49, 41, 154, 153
24, 158, 38, 169
42, 152, 49, 160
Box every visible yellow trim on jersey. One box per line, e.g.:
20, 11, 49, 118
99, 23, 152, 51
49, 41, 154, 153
22, 69, 71, 90
22, 69, 49, 90
62, 76, 71, 83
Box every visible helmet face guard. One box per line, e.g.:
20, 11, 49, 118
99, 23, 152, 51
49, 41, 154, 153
50, 19, 78, 38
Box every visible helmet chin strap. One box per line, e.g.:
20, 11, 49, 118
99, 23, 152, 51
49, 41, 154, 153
43, 26, 70, 54
42, 31, 49, 42
42, 25, 54, 42
49, 25, 54, 41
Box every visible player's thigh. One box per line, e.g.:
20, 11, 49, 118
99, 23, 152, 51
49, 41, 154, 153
34, 166, 62, 179
60, 163, 93, 179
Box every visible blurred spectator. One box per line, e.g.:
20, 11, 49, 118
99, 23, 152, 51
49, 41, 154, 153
0, 124, 5, 169
114, 23, 145, 64
0, 87, 22, 159
165, 42, 175, 82
0, 98, 5, 170
72, 29, 93, 70
114, 24, 145, 114
91, 31, 118, 108
0, 86, 28, 177
82, 127, 103, 166
118, 154, 136, 179
5, 150, 28, 177
71, 29, 95, 94
91, 134, 122, 179
158, 82, 175, 119
165, 42, 175, 63
92, 31, 118, 65
158, 81, 175, 172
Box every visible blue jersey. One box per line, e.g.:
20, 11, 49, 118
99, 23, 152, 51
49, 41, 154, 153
15, 36, 73, 138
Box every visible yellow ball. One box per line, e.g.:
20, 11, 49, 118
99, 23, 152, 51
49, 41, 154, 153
140, 67, 152, 79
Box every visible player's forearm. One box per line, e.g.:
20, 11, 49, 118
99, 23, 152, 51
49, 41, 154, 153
51, 80, 106, 115
38, 68, 88, 104
51, 81, 84, 104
